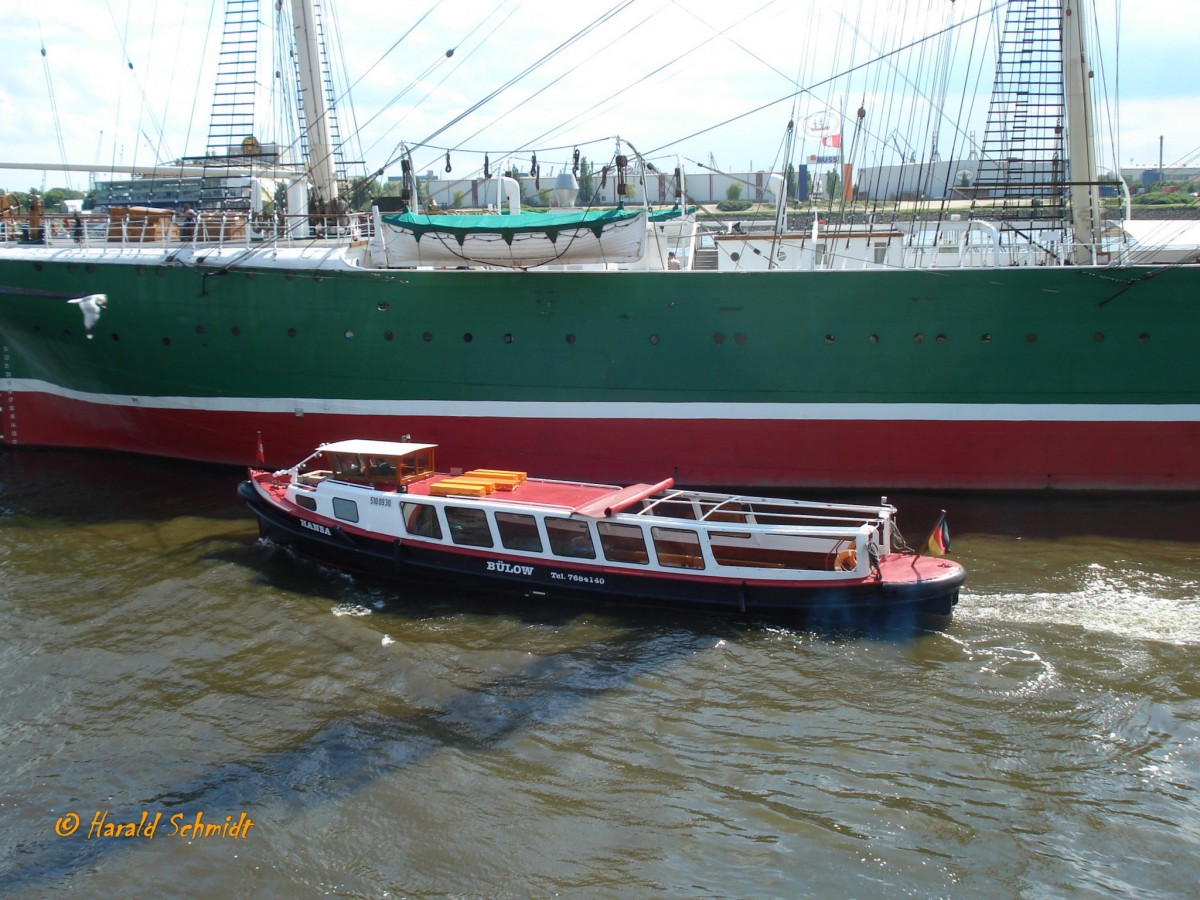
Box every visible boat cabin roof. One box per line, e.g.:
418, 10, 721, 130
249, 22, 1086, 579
319, 439, 437, 457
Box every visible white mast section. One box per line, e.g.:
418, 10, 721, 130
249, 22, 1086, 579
291, 0, 339, 210
1063, 0, 1100, 264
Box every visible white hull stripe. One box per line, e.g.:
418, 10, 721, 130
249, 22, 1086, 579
6, 378, 1200, 423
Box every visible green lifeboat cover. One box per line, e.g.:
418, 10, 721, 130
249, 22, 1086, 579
380, 205, 644, 246
648, 205, 695, 221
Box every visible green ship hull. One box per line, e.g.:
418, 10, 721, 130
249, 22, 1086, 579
1, 244, 1198, 489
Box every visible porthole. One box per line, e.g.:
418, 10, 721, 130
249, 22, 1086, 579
111, 333, 120, 341
384, 330, 394, 341
981, 333, 992, 343
649, 334, 660, 345
1026, 333, 1037, 343
34, 263, 44, 272
463, 333, 473, 343
824, 334, 835, 343
377, 302, 390, 311
1093, 332, 1104, 343
285, 272, 296, 281
136, 266, 146, 276
503, 333, 513, 344
1139, 332, 1151, 343
86, 264, 95, 274
936, 334, 946, 343
735, 333, 747, 345
714, 333, 725, 344
913, 334, 924, 344
162, 337, 171, 346
287, 327, 297, 338
869, 334, 879, 344
565, 333, 576, 344
345, 330, 355, 340
195, 325, 205, 335
730, 252, 741, 263
231, 326, 241, 337
423, 331, 433, 342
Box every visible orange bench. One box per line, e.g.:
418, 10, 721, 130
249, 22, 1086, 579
465, 469, 526, 491
429, 477, 496, 498
467, 468, 527, 483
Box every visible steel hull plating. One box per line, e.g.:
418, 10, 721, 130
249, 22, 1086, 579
4, 250, 1200, 489
9, 389, 1200, 489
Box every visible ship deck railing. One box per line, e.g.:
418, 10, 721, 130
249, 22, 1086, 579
0, 211, 375, 251
2, 210, 1132, 269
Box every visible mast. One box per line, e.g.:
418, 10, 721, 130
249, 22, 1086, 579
1063, 0, 1100, 263
291, 0, 340, 211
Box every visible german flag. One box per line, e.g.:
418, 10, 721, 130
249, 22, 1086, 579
921, 511, 951, 557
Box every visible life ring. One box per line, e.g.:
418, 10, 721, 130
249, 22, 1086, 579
835, 548, 858, 572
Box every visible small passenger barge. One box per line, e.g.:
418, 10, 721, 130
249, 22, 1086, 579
238, 440, 965, 623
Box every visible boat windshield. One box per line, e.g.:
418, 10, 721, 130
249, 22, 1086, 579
327, 448, 436, 485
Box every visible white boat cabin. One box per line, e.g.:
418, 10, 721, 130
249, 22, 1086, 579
277, 440, 898, 581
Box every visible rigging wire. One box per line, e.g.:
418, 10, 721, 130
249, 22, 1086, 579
404, 0, 792, 187
338, 2, 449, 156
103, 0, 177, 168
360, 2, 518, 167
429, 0, 673, 170
35, 14, 72, 191
380, 0, 639, 174
175, 0, 219, 173
322, 0, 369, 174
643, 1, 1007, 159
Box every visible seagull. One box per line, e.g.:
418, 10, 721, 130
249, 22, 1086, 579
67, 293, 108, 337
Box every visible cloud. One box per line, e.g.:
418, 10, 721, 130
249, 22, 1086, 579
4, 0, 1198, 187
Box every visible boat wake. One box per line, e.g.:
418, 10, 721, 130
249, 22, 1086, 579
959, 562, 1200, 645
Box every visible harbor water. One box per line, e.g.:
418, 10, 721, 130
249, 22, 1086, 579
1, 449, 1198, 897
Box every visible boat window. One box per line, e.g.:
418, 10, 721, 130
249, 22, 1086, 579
545, 517, 596, 559
331, 453, 363, 478
332, 497, 359, 523
495, 512, 542, 552
445, 506, 494, 548
651, 527, 704, 569
295, 494, 318, 512
708, 531, 826, 570
598, 522, 649, 565
367, 456, 397, 479
399, 449, 435, 483
402, 502, 442, 539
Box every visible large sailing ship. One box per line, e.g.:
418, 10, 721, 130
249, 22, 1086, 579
1, 0, 1197, 491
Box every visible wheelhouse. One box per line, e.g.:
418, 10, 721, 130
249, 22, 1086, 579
295, 439, 437, 488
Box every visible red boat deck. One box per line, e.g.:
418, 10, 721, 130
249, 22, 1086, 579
409, 473, 624, 511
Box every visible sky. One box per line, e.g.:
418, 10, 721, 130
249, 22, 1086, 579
3, 0, 1198, 194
